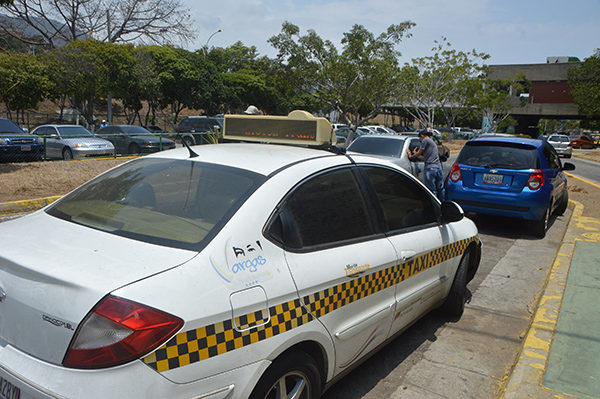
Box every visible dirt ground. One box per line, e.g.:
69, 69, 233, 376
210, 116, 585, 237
1, 143, 600, 219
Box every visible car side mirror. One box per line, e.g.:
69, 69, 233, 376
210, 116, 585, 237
441, 201, 464, 223
562, 162, 575, 171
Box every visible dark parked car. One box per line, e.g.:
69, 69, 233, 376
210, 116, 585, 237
142, 125, 168, 134
0, 117, 43, 162
568, 135, 594, 149
96, 125, 176, 155
445, 136, 575, 237
175, 117, 223, 147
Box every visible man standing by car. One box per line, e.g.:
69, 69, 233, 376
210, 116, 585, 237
407, 129, 445, 201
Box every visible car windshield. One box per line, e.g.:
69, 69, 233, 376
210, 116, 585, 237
457, 142, 539, 170
0, 119, 24, 134
57, 126, 94, 137
349, 137, 405, 157
46, 158, 266, 250
121, 126, 152, 135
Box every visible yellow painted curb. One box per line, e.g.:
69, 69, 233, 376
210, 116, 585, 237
0, 196, 62, 215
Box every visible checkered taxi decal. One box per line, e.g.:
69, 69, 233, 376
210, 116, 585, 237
143, 236, 478, 372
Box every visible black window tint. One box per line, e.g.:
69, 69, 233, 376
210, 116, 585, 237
457, 142, 539, 169
348, 137, 405, 157
363, 167, 437, 231
283, 168, 374, 247
543, 144, 560, 169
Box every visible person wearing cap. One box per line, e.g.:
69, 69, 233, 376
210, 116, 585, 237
407, 129, 445, 201
244, 105, 260, 115
100, 120, 108, 128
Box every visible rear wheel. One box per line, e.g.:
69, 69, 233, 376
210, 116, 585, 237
249, 351, 321, 399
532, 203, 551, 238
441, 251, 470, 317
62, 147, 73, 160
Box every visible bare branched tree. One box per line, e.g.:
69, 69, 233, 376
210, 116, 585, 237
1, 0, 196, 48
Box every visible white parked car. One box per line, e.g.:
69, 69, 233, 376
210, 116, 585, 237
0, 111, 480, 399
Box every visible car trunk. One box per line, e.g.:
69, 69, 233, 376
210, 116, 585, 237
0, 212, 196, 365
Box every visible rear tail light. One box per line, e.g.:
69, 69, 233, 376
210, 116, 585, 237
449, 163, 462, 183
526, 169, 545, 190
63, 296, 183, 369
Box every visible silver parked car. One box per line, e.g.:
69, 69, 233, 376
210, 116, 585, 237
32, 125, 115, 160
540, 134, 572, 158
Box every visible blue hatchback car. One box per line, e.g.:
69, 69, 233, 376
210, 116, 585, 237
445, 136, 575, 237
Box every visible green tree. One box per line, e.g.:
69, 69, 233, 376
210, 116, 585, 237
0, 51, 52, 123
269, 21, 415, 143
471, 72, 529, 133
568, 51, 600, 119
396, 38, 489, 130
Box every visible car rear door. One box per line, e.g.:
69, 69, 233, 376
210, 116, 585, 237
271, 166, 398, 375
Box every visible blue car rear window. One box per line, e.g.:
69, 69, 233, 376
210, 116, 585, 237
457, 142, 540, 170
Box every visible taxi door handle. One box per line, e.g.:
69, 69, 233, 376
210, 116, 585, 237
400, 250, 416, 262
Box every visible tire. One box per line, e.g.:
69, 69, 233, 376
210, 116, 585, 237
182, 136, 195, 147
249, 351, 321, 399
532, 203, 551, 238
441, 251, 470, 317
128, 143, 140, 155
554, 190, 568, 216
62, 148, 73, 160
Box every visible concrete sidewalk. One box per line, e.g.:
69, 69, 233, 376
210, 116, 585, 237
500, 201, 600, 399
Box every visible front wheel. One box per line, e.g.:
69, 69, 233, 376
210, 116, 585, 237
249, 351, 321, 399
128, 143, 140, 155
554, 190, 569, 216
62, 147, 73, 160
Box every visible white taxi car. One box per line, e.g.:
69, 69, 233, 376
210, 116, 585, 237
0, 111, 481, 399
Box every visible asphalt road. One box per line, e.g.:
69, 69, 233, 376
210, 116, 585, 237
322, 205, 571, 399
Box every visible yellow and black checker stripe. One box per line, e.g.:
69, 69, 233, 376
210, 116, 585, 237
143, 236, 479, 372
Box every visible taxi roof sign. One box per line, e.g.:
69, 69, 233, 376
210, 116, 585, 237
223, 110, 335, 146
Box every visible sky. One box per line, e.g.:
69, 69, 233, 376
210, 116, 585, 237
182, 0, 600, 65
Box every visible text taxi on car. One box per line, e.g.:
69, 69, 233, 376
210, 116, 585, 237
0, 110, 481, 399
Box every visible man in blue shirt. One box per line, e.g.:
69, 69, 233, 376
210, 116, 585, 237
407, 129, 445, 201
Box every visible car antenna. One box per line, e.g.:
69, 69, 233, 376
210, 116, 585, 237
177, 133, 199, 158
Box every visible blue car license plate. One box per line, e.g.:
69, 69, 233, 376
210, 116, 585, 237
483, 173, 503, 185
0, 376, 20, 399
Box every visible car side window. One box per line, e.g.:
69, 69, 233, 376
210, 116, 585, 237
362, 166, 437, 231
271, 168, 375, 249
542, 144, 560, 169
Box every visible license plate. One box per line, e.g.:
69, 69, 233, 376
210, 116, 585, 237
483, 173, 503, 185
0, 376, 20, 399
19, 145, 31, 152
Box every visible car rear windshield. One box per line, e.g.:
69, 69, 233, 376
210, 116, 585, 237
457, 142, 540, 170
46, 158, 266, 251
349, 137, 406, 157
550, 136, 569, 143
